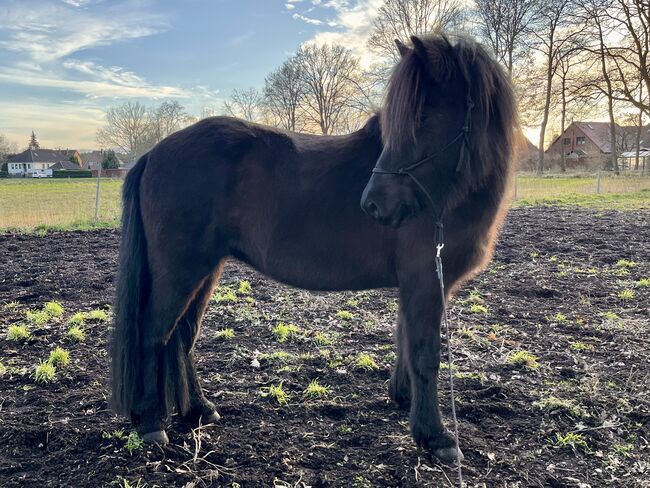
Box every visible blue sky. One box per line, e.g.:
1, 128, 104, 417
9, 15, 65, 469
0, 0, 382, 149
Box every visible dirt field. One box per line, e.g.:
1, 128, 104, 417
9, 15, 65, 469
0, 207, 648, 487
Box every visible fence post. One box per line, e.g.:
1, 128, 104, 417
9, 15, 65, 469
514, 174, 518, 200
94, 161, 102, 223
596, 171, 601, 194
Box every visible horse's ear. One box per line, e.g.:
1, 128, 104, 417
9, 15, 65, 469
394, 39, 410, 58
410, 35, 450, 81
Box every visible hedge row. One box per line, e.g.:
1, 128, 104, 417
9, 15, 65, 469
53, 170, 92, 178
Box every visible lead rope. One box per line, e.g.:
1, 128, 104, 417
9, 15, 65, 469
435, 223, 463, 487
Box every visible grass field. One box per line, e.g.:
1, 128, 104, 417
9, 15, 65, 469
1, 174, 648, 232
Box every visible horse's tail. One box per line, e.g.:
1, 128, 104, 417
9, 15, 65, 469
110, 153, 149, 418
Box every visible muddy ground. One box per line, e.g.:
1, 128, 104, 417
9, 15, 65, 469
0, 206, 648, 487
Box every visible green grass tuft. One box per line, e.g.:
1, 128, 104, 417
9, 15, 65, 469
617, 289, 635, 301
553, 432, 588, 451
67, 325, 86, 342
25, 310, 49, 325
48, 347, 70, 367
637, 278, 650, 288
237, 280, 252, 295
615, 259, 637, 268
7, 324, 31, 341
534, 396, 585, 417
261, 382, 290, 405
272, 323, 300, 343
215, 328, 235, 340
508, 350, 539, 369
303, 380, 330, 398
68, 312, 86, 326
43, 301, 64, 318
470, 303, 488, 314
353, 353, 379, 371
33, 361, 56, 383
336, 310, 354, 321
84, 309, 109, 322
213, 287, 237, 303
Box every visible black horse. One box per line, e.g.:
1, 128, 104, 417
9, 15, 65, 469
110, 33, 518, 463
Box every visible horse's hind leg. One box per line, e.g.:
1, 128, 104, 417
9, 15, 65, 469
389, 311, 411, 409
134, 264, 216, 443
177, 265, 224, 427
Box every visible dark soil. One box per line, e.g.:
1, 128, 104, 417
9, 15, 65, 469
0, 207, 648, 487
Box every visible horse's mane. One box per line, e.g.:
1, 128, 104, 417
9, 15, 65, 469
381, 33, 519, 186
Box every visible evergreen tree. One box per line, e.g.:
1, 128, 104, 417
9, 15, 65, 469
28, 131, 39, 150
101, 150, 120, 169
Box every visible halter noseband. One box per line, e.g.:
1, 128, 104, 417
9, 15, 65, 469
371, 94, 475, 220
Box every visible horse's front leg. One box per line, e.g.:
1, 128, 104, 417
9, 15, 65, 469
398, 271, 463, 463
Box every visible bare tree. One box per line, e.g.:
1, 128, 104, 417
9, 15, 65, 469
149, 100, 190, 143
263, 57, 305, 131
603, 0, 650, 115
473, 0, 540, 75
368, 0, 465, 60
295, 44, 363, 135
96, 101, 152, 159
0, 133, 17, 162
223, 88, 263, 121
529, 0, 578, 173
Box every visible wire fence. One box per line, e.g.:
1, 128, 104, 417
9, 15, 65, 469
512, 171, 650, 201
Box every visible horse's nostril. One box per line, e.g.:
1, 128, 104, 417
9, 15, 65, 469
364, 200, 380, 219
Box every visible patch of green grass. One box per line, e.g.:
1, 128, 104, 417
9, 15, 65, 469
553, 432, 588, 451
346, 298, 359, 307
600, 311, 620, 323
514, 189, 650, 211
67, 325, 86, 342
25, 310, 49, 325
508, 350, 539, 370
43, 301, 64, 318
259, 351, 296, 363
237, 280, 252, 295
617, 289, 635, 301
569, 341, 592, 353
68, 312, 86, 326
260, 382, 290, 405
353, 353, 379, 371
125, 431, 144, 455
312, 331, 333, 346
612, 442, 634, 457
336, 310, 354, 321
32, 361, 56, 383
529, 250, 539, 258
84, 309, 109, 322
272, 323, 300, 343
215, 328, 235, 340
454, 371, 486, 383
4, 301, 20, 311
303, 380, 329, 398
7, 324, 30, 341
48, 347, 70, 367
102, 429, 126, 440
615, 259, 637, 268
213, 287, 238, 303
0, 362, 6, 376
468, 290, 484, 304
551, 312, 568, 323
470, 303, 488, 314
637, 278, 650, 288
352, 475, 372, 488
534, 396, 585, 418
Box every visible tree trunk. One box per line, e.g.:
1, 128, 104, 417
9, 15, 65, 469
560, 77, 567, 172
538, 46, 554, 175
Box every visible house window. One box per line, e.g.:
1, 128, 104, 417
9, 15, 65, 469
576, 136, 586, 145
563, 137, 571, 146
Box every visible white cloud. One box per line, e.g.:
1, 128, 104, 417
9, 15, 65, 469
285, 3, 296, 10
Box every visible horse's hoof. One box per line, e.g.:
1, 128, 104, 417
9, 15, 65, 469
201, 410, 220, 425
141, 429, 169, 445
433, 446, 464, 464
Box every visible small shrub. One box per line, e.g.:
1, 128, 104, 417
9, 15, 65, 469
125, 431, 144, 455
215, 328, 235, 340
304, 380, 329, 398
353, 353, 379, 371
336, 310, 354, 321
44, 301, 64, 318
272, 323, 300, 343
67, 326, 86, 342
617, 289, 635, 301
7, 324, 30, 341
470, 304, 488, 314
261, 382, 289, 405
85, 309, 109, 322
48, 347, 70, 367
508, 350, 539, 370
237, 280, 252, 295
33, 361, 56, 383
